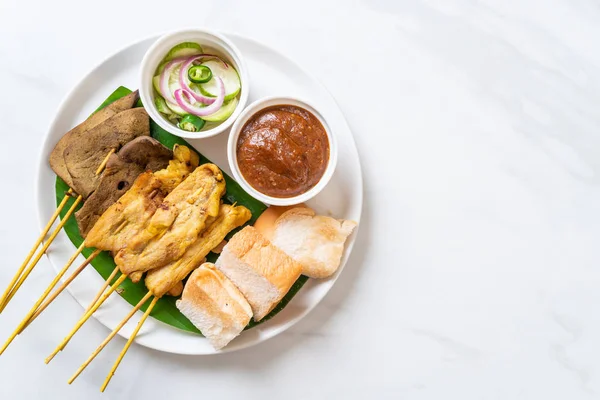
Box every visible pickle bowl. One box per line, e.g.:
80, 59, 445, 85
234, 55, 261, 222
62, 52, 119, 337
139, 28, 249, 139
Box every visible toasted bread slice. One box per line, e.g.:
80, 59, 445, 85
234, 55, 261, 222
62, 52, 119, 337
215, 226, 302, 321
176, 263, 252, 350
272, 208, 357, 278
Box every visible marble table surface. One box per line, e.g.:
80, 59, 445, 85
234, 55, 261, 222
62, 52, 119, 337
1, 0, 600, 398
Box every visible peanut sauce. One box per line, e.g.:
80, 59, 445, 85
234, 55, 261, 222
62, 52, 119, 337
236, 105, 329, 198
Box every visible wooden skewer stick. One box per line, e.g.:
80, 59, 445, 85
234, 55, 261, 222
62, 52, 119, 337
84, 266, 120, 315
20, 249, 101, 332
101, 296, 159, 392
0, 189, 73, 314
68, 292, 153, 384
95, 148, 116, 175
0, 243, 87, 356
0, 148, 116, 313
0, 195, 83, 313
45, 274, 127, 364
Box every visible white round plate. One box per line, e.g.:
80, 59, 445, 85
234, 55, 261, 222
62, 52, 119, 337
36, 33, 362, 355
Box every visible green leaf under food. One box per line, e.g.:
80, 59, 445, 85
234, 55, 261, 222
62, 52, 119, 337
54, 86, 309, 335
94, 86, 132, 112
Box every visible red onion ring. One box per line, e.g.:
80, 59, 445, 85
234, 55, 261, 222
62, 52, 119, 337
174, 77, 225, 117
159, 58, 186, 105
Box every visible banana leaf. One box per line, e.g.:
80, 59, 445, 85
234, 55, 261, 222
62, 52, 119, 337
55, 86, 308, 334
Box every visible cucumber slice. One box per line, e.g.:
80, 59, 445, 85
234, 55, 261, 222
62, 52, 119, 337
164, 42, 203, 61
198, 60, 241, 102
152, 75, 162, 94
154, 96, 172, 115
203, 97, 239, 122
165, 102, 186, 116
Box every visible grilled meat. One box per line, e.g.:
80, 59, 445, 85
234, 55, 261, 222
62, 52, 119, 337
75, 137, 173, 237
84, 145, 198, 254
115, 164, 226, 279
49, 91, 139, 190
85, 172, 164, 253
64, 108, 150, 199
145, 204, 251, 297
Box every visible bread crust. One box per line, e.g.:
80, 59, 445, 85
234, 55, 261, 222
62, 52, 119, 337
217, 226, 302, 320
177, 263, 252, 349
224, 226, 302, 297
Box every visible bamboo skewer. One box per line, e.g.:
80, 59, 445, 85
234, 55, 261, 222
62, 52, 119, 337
85, 266, 120, 315
0, 149, 116, 313
45, 274, 127, 364
0, 189, 73, 314
0, 195, 83, 313
101, 296, 159, 392
20, 249, 101, 332
68, 292, 153, 384
0, 243, 87, 356
95, 148, 115, 175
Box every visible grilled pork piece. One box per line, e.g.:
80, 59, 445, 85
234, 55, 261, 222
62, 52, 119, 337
84, 145, 199, 254
145, 204, 251, 297
115, 164, 226, 279
84, 172, 164, 253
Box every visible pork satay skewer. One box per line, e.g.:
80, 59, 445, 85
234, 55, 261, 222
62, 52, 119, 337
45, 150, 199, 362
2, 170, 160, 355
2, 172, 147, 348
0, 88, 138, 313
2, 92, 150, 312
44, 174, 160, 363
0, 149, 116, 313
73, 204, 250, 390
38, 143, 193, 325
5, 159, 157, 337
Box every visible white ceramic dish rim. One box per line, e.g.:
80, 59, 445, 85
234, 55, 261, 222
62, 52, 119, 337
227, 96, 338, 206
34, 31, 363, 355
139, 28, 249, 139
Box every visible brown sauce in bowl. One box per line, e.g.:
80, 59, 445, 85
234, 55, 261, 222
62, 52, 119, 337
236, 105, 330, 198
